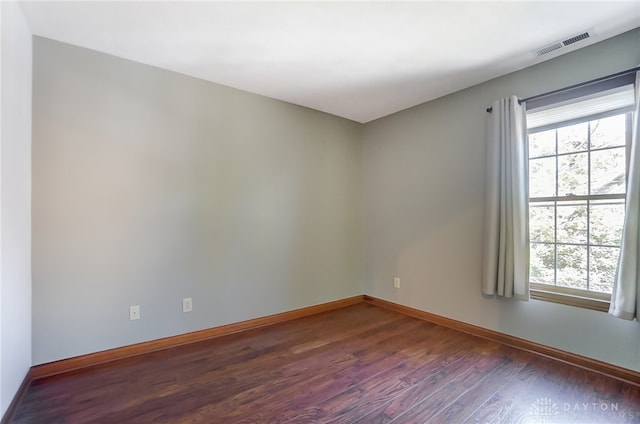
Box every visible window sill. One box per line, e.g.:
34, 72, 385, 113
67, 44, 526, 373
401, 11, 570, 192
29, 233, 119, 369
530, 284, 611, 312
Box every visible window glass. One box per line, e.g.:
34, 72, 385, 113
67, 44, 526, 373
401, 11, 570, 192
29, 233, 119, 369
557, 122, 588, 154
527, 112, 629, 298
591, 148, 626, 194
556, 202, 587, 244
529, 129, 555, 158
590, 115, 626, 149
557, 152, 588, 196
530, 157, 556, 197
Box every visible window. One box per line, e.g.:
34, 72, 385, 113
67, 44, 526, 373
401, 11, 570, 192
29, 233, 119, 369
526, 80, 635, 311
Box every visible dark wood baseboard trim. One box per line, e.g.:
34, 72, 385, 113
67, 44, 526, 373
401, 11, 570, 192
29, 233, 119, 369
7, 293, 638, 423
30, 295, 364, 380
364, 295, 640, 386
1, 370, 33, 424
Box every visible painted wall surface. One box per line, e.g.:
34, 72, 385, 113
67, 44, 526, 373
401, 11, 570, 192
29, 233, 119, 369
0, 1, 33, 417
32, 38, 363, 365
363, 28, 640, 372
28, 22, 640, 373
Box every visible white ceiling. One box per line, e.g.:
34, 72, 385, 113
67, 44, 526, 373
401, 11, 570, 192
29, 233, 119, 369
19, 1, 640, 123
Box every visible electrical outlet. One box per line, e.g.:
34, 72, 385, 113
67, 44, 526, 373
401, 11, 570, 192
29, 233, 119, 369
130, 305, 140, 320
182, 298, 192, 313
393, 277, 400, 289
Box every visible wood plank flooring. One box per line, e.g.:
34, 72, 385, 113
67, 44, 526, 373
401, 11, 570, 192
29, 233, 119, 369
10, 304, 640, 423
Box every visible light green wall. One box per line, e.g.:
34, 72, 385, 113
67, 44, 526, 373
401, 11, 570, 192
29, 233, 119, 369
363, 28, 640, 371
32, 37, 363, 365
0, 1, 32, 416
32, 28, 640, 372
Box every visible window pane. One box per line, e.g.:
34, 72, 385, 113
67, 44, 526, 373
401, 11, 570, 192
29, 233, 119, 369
590, 115, 626, 149
527, 107, 628, 301
558, 122, 588, 154
529, 129, 555, 158
589, 246, 619, 293
590, 200, 625, 246
530, 157, 556, 197
591, 147, 626, 195
558, 153, 588, 196
556, 202, 587, 243
530, 204, 555, 242
556, 244, 587, 290
530, 243, 555, 284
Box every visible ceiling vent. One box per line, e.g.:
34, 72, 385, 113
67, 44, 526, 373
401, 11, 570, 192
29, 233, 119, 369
536, 43, 563, 56
535, 30, 592, 56
562, 31, 590, 46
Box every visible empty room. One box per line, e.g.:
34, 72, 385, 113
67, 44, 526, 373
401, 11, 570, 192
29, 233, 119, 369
2, 1, 640, 423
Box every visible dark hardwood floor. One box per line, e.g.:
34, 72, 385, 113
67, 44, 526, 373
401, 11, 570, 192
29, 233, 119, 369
11, 304, 640, 423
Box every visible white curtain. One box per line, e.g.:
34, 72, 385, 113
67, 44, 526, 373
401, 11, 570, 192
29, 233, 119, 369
482, 96, 529, 300
610, 72, 640, 320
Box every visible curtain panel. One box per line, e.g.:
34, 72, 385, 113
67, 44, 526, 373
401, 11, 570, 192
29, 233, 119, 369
610, 72, 640, 320
482, 96, 529, 300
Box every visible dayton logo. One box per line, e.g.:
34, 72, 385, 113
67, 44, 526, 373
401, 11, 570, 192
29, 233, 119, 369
529, 397, 560, 422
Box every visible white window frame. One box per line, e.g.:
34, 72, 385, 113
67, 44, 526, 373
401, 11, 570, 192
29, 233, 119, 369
526, 75, 635, 311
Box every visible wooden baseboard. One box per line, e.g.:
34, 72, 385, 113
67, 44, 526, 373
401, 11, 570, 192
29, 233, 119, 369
364, 295, 640, 386
30, 295, 364, 380
28, 294, 640, 385
0, 370, 33, 424
6, 293, 638, 424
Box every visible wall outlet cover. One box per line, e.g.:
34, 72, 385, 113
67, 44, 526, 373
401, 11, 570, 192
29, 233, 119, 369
130, 305, 140, 320
183, 298, 193, 313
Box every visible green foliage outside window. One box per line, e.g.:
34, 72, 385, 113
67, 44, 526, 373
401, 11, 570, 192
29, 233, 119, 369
528, 114, 627, 294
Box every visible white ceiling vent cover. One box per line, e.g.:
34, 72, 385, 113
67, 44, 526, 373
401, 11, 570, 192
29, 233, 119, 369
535, 30, 593, 56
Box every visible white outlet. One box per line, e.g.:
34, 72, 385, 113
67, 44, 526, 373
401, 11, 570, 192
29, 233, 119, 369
393, 277, 400, 289
130, 305, 140, 320
182, 298, 193, 313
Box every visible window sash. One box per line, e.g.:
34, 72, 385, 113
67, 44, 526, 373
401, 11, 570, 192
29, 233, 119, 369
527, 111, 631, 308
529, 196, 624, 293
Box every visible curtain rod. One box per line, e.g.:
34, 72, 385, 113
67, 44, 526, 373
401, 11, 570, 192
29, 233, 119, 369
485, 65, 640, 113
